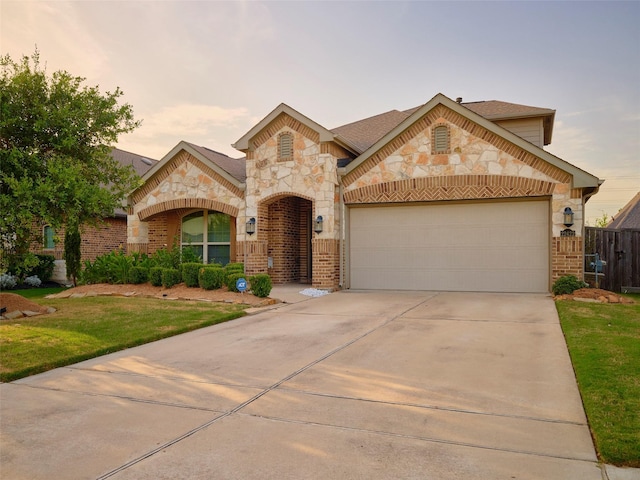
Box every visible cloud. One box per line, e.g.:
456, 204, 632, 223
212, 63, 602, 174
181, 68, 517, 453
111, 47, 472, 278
136, 104, 251, 138
1, 2, 110, 79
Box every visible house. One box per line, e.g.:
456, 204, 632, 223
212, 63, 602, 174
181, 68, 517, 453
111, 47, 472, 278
32, 148, 157, 262
126, 93, 602, 293
607, 191, 640, 229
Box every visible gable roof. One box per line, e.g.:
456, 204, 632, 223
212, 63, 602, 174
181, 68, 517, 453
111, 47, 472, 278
232, 103, 359, 153
608, 191, 640, 229
331, 99, 556, 153
139, 140, 245, 188
185, 142, 247, 183
342, 93, 600, 189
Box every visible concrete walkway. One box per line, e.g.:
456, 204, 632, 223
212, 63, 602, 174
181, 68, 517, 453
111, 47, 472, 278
0, 291, 608, 479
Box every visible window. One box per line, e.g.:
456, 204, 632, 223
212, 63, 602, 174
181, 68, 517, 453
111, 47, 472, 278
181, 211, 231, 265
278, 132, 293, 161
432, 124, 450, 154
43, 225, 55, 249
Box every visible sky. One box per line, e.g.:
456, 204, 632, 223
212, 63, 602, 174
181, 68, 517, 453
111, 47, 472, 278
2, 0, 639, 225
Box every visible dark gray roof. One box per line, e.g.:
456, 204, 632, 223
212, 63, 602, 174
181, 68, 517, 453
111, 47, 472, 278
331, 99, 556, 153
111, 148, 158, 177
332, 109, 411, 153
111, 148, 158, 217
185, 142, 247, 183
608, 192, 640, 229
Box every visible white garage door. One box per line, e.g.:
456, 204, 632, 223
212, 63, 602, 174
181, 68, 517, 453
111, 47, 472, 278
349, 200, 549, 293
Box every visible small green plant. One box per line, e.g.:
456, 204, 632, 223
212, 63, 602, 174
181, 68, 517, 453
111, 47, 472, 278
226, 273, 246, 292
249, 274, 272, 298
161, 268, 181, 288
552, 275, 588, 295
198, 266, 225, 290
181, 263, 203, 288
149, 267, 164, 287
129, 266, 149, 285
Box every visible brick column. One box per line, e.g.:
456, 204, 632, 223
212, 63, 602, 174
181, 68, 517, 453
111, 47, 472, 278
552, 236, 583, 281
312, 238, 340, 290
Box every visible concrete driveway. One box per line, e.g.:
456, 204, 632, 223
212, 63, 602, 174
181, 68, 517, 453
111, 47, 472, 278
1, 291, 602, 479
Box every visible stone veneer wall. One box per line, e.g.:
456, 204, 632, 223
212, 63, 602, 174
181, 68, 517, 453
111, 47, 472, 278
242, 115, 340, 289
128, 151, 244, 251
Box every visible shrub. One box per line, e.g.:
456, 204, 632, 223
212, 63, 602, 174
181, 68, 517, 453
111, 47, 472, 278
225, 263, 244, 274
129, 266, 149, 285
24, 275, 42, 288
552, 275, 588, 295
181, 263, 203, 288
6, 252, 40, 282
0, 273, 17, 290
249, 274, 272, 298
34, 255, 55, 282
181, 246, 202, 264
226, 273, 246, 292
199, 266, 225, 290
161, 268, 181, 288
149, 267, 164, 287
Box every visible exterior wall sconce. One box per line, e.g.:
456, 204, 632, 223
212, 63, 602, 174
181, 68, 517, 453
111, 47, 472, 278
246, 217, 256, 235
314, 215, 323, 234
563, 207, 574, 227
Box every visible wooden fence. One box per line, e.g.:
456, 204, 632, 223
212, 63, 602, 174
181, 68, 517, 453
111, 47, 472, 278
584, 227, 640, 293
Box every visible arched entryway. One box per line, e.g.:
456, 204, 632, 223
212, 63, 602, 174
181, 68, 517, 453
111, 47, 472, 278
259, 195, 313, 284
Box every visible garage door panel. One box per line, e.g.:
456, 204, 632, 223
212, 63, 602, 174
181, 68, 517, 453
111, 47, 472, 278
349, 201, 549, 293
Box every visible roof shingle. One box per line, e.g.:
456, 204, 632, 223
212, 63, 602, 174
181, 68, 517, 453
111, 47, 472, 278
608, 192, 640, 229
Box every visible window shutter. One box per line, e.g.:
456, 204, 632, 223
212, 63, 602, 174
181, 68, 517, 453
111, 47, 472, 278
434, 126, 448, 152
279, 133, 293, 159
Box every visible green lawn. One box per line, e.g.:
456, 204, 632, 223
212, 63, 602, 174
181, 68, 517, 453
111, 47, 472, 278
0, 295, 246, 382
557, 296, 640, 467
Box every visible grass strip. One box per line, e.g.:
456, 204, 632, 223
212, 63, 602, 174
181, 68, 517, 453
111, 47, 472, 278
556, 297, 640, 467
0, 296, 245, 382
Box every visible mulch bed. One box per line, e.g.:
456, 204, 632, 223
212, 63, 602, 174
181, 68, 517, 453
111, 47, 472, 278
554, 288, 635, 304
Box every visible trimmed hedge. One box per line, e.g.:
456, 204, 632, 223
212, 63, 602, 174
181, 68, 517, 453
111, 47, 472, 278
149, 267, 164, 287
225, 262, 244, 274
249, 274, 272, 298
161, 268, 181, 288
129, 266, 149, 285
181, 262, 203, 288
199, 265, 225, 290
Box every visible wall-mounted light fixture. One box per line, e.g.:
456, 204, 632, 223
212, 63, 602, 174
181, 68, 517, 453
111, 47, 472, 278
246, 217, 256, 235
314, 215, 323, 234
563, 207, 574, 227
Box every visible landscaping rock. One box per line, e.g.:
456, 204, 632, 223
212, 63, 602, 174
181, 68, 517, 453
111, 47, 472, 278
4, 310, 24, 319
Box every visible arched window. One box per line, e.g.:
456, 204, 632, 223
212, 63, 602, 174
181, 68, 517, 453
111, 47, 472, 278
181, 211, 231, 265
278, 132, 293, 161
43, 225, 55, 249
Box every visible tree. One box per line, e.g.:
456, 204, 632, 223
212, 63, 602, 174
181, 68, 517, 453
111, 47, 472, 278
594, 213, 609, 228
0, 50, 141, 256
64, 221, 81, 286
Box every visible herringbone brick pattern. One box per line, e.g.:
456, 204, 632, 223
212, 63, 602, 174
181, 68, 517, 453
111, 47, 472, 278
344, 175, 555, 204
